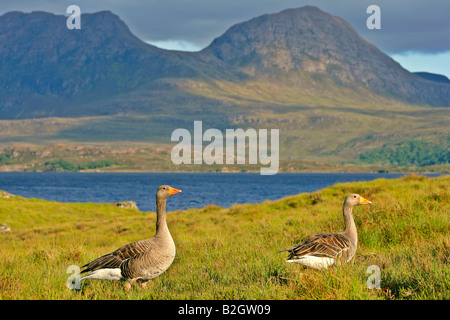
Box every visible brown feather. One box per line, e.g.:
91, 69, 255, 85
81, 240, 151, 274
280, 233, 351, 260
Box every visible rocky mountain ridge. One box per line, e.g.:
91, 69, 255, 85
0, 6, 449, 120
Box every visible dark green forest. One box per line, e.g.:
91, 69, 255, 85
359, 140, 449, 166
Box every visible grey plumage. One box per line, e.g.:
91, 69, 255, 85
80, 185, 182, 290
278, 194, 371, 269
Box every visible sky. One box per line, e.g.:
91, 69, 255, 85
1, 0, 450, 78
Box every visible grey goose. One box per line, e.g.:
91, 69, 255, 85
278, 194, 371, 270
80, 185, 181, 291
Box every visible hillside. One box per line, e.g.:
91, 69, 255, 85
204, 6, 450, 107
414, 72, 450, 84
0, 11, 229, 118
0, 175, 448, 299
0, 6, 449, 170
1, 6, 450, 117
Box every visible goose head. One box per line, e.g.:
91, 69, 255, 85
156, 185, 182, 201
344, 194, 372, 207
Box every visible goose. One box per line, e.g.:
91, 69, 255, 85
80, 185, 182, 291
278, 194, 371, 270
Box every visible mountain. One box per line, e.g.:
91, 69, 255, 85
414, 72, 450, 84
204, 6, 450, 106
0, 11, 236, 118
0, 6, 448, 170
0, 6, 449, 121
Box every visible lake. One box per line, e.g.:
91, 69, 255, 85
0, 172, 443, 212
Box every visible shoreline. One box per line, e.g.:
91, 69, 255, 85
0, 169, 447, 175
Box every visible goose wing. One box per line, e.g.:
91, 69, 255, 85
279, 233, 351, 260
80, 239, 151, 274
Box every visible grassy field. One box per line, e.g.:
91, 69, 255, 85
0, 175, 448, 299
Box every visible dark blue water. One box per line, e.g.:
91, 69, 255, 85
0, 172, 443, 212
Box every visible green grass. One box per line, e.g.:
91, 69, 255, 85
0, 175, 448, 299
37, 158, 118, 172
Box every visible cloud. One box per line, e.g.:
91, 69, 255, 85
352, 1, 450, 54
1, 0, 449, 54
147, 40, 202, 52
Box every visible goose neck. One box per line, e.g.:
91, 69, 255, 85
156, 198, 169, 235
343, 205, 357, 240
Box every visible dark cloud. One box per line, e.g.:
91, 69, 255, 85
1, 0, 449, 54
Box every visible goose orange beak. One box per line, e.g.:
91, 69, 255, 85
359, 196, 371, 205
169, 187, 182, 195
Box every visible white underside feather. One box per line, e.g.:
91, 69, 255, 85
286, 256, 335, 270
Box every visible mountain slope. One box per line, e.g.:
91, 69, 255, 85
203, 6, 450, 106
414, 72, 450, 84
0, 6, 449, 121
0, 11, 234, 118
